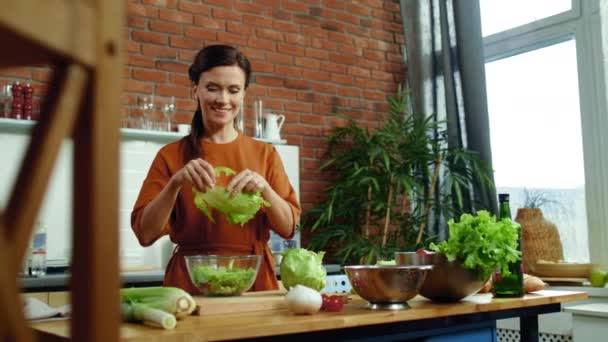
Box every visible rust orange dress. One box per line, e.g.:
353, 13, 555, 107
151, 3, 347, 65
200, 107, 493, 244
131, 133, 301, 294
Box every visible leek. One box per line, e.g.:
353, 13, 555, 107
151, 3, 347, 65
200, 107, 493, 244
120, 286, 197, 325
121, 302, 176, 330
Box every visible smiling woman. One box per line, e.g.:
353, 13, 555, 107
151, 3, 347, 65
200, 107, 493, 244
130, 44, 301, 295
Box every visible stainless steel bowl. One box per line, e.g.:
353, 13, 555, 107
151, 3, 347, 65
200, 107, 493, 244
344, 265, 433, 310
395, 252, 487, 302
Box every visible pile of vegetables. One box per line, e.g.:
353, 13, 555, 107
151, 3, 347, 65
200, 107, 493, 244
120, 286, 196, 329
194, 166, 270, 225
429, 210, 521, 281
191, 264, 256, 296
280, 248, 327, 291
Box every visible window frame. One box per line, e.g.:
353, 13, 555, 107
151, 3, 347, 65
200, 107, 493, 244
482, 0, 608, 266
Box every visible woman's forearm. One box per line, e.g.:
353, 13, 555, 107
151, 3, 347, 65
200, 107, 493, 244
136, 179, 182, 245
262, 187, 295, 238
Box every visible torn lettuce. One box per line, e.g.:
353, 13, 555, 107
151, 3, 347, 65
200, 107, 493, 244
193, 166, 270, 225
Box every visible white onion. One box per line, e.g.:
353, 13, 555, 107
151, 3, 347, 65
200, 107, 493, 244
284, 285, 322, 315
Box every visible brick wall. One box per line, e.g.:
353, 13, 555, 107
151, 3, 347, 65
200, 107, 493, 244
0, 0, 406, 220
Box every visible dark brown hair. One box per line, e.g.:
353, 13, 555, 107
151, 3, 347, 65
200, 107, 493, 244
183, 45, 252, 163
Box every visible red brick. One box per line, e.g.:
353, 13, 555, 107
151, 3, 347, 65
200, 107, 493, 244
126, 41, 141, 53
255, 75, 284, 87
217, 32, 248, 46
156, 61, 188, 73
294, 14, 319, 27
142, 45, 178, 59
320, 61, 346, 74
128, 55, 155, 68
156, 84, 191, 98
132, 69, 167, 83
170, 73, 192, 86
363, 90, 386, 101
275, 65, 303, 78
334, 11, 359, 25
241, 48, 267, 61
142, 0, 178, 8
363, 49, 384, 60
302, 70, 330, 82
149, 20, 182, 34
159, 9, 193, 24
296, 91, 315, 102
371, 70, 393, 82
266, 52, 293, 65
304, 47, 328, 60
273, 21, 300, 33
320, 20, 345, 32
127, 15, 147, 29
347, 24, 370, 37
329, 53, 358, 65
171, 36, 210, 49
234, 2, 265, 14
31, 68, 51, 83
371, 9, 392, 21
384, 1, 400, 11
268, 88, 297, 99
310, 81, 336, 94
243, 14, 273, 29
184, 26, 217, 40
328, 31, 353, 45
285, 79, 311, 90
311, 38, 336, 50
132, 31, 168, 45
127, 3, 159, 18
323, 0, 346, 10
256, 28, 283, 41
366, 39, 390, 51
125, 79, 154, 93
273, 9, 292, 20
179, 50, 197, 63
293, 56, 318, 69
178, 1, 210, 15
193, 16, 224, 29
348, 2, 371, 16
371, 29, 394, 42
301, 26, 327, 38
227, 22, 254, 35
251, 60, 274, 73
277, 43, 304, 56
347, 66, 370, 78
212, 8, 242, 21
283, 0, 309, 13
247, 37, 276, 51
285, 101, 313, 113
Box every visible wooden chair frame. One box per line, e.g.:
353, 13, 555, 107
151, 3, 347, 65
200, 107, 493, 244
0, 1, 123, 341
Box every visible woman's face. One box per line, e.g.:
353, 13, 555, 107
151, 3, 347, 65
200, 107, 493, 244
193, 65, 246, 130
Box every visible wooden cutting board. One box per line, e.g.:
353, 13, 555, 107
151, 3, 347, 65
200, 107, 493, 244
193, 290, 288, 316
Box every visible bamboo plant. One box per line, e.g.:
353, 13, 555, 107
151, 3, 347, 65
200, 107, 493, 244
303, 88, 494, 265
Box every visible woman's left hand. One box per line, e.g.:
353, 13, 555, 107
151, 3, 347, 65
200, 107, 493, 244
226, 169, 269, 196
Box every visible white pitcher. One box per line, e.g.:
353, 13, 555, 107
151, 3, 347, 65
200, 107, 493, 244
263, 113, 285, 140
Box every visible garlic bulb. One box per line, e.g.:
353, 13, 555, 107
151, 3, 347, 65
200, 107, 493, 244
284, 285, 322, 315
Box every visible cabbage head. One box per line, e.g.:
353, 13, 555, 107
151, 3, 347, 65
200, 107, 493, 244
193, 166, 270, 225
280, 248, 326, 291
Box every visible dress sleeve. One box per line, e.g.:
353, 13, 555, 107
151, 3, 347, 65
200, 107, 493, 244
266, 146, 301, 239
130, 149, 172, 246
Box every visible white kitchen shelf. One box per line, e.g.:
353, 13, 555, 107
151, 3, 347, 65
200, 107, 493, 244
0, 118, 287, 144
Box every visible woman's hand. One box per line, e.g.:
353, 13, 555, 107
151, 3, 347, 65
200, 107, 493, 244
171, 158, 216, 191
226, 169, 268, 196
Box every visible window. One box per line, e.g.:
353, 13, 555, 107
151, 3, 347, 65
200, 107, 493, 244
482, 0, 608, 265
480, 0, 572, 37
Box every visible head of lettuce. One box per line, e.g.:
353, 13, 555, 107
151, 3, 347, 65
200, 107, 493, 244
193, 166, 270, 225
280, 248, 327, 291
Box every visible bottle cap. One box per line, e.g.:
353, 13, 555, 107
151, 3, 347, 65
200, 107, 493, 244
498, 193, 509, 202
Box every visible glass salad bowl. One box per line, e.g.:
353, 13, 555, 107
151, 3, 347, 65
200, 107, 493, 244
185, 255, 261, 296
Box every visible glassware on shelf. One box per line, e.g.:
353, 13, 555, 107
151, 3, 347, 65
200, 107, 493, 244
0, 84, 12, 118
138, 95, 154, 130
162, 96, 176, 132
254, 99, 263, 138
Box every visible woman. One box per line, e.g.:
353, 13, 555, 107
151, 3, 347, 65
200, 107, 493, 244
131, 45, 300, 293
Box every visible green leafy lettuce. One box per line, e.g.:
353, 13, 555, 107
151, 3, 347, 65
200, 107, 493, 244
193, 166, 270, 225
192, 265, 256, 296
280, 248, 327, 291
429, 210, 521, 281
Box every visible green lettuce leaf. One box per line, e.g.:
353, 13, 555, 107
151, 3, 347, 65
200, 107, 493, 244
429, 210, 521, 281
280, 248, 327, 291
193, 166, 270, 225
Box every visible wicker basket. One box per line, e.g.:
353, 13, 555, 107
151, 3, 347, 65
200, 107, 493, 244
515, 208, 563, 273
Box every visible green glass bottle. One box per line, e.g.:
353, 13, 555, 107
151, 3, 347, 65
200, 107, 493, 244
493, 193, 524, 297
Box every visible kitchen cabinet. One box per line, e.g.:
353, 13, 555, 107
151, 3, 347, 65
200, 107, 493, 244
32, 290, 586, 341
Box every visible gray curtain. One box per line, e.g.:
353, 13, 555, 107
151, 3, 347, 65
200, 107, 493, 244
399, 0, 496, 239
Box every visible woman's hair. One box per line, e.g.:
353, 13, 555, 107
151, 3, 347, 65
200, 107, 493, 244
183, 45, 252, 163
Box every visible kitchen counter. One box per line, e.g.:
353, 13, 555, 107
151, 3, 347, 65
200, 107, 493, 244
32, 290, 586, 341
20, 264, 343, 292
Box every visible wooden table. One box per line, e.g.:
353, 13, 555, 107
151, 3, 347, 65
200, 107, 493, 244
32, 290, 586, 342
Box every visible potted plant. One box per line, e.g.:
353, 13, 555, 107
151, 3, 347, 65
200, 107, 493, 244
303, 87, 494, 265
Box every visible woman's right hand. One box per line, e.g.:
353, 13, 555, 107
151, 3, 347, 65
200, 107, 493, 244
170, 158, 216, 191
